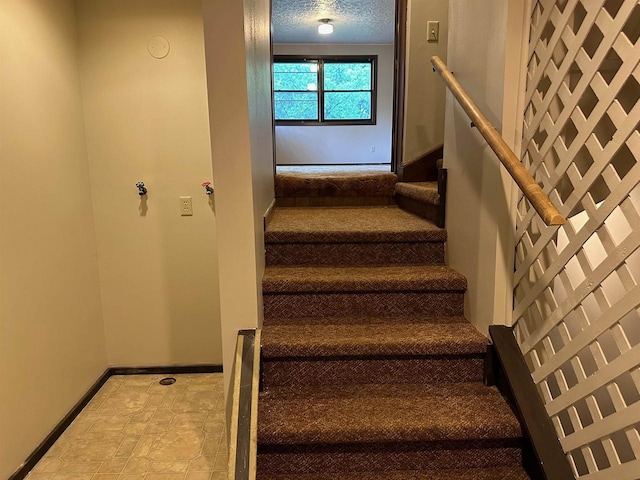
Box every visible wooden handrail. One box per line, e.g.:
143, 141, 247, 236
430, 56, 565, 226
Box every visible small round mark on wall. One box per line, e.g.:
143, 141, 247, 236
148, 36, 170, 59
159, 377, 176, 386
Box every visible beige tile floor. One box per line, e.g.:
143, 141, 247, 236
27, 374, 228, 480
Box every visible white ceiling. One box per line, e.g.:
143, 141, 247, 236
272, 0, 396, 44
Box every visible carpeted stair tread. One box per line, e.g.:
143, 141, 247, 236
395, 181, 440, 205
259, 176, 530, 476
258, 466, 530, 480
275, 171, 397, 198
266, 206, 446, 244
263, 265, 467, 293
258, 382, 522, 446
261, 322, 487, 358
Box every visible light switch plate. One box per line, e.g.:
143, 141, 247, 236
427, 21, 439, 43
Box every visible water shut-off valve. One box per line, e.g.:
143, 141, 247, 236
202, 181, 214, 195
136, 181, 147, 196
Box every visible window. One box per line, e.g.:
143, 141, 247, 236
273, 56, 377, 125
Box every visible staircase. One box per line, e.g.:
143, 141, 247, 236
257, 172, 530, 479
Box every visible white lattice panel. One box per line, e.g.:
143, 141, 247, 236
514, 1, 640, 478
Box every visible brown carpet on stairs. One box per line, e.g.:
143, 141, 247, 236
263, 291, 465, 318
259, 383, 521, 445
258, 201, 530, 478
266, 206, 446, 243
257, 440, 525, 475
263, 315, 472, 326
265, 205, 447, 265
261, 322, 487, 357
258, 467, 531, 480
266, 241, 445, 266
275, 170, 397, 197
261, 355, 486, 387
394, 182, 441, 224
262, 265, 467, 293
395, 181, 440, 205
258, 466, 531, 480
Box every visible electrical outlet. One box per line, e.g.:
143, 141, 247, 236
427, 21, 439, 43
371, 146, 376, 153
179, 196, 193, 216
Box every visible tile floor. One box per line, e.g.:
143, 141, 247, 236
26, 374, 228, 480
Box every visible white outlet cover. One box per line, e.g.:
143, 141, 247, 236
179, 196, 193, 216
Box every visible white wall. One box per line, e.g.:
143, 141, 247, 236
403, 0, 449, 163
274, 44, 394, 165
75, 0, 222, 366
443, 0, 516, 335
202, 0, 275, 394
0, 1, 107, 476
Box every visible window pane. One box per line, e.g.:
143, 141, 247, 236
274, 92, 318, 120
324, 63, 372, 91
273, 62, 318, 91
324, 92, 371, 120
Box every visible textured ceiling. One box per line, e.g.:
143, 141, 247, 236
272, 0, 396, 44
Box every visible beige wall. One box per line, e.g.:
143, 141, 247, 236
75, 0, 222, 366
244, 0, 278, 327
0, 1, 107, 476
274, 44, 394, 165
403, 0, 449, 163
443, 0, 514, 335
202, 0, 275, 393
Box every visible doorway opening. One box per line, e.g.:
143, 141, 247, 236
270, 0, 405, 175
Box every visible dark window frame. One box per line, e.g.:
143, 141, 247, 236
273, 55, 378, 126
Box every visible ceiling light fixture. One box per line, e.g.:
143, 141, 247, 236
318, 19, 333, 35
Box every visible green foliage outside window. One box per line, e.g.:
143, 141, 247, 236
273, 57, 376, 124
273, 62, 319, 121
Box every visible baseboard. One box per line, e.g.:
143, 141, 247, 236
488, 326, 574, 480
109, 364, 222, 375
9, 364, 223, 480
276, 163, 392, 167
8, 369, 112, 480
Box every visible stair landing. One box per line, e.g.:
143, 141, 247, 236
275, 167, 397, 206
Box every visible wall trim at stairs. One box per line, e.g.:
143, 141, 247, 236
227, 329, 260, 480
8, 364, 222, 480
263, 199, 277, 231
401, 144, 444, 182
488, 326, 574, 480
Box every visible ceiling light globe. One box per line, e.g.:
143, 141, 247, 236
318, 23, 333, 34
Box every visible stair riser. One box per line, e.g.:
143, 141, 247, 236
275, 173, 397, 198
257, 442, 523, 475
262, 317, 468, 326
266, 242, 445, 266
258, 468, 531, 480
262, 356, 484, 388
396, 195, 439, 223
275, 196, 396, 207
263, 292, 464, 318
